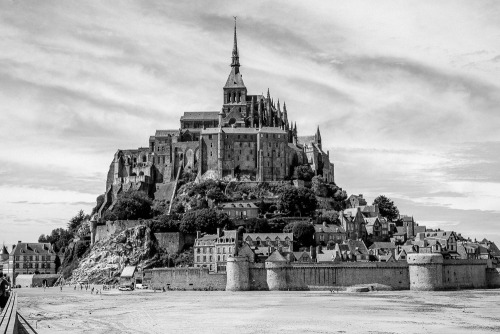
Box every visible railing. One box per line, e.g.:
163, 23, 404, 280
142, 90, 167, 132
0, 292, 18, 334
0, 292, 38, 334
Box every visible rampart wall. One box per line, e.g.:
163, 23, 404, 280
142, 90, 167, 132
146, 255, 497, 292
442, 259, 487, 289
148, 268, 226, 290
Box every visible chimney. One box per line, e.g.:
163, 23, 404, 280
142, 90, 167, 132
196, 231, 201, 239
217, 228, 221, 237
316, 245, 322, 254
359, 194, 363, 198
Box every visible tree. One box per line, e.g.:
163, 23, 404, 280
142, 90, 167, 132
373, 195, 399, 221
285, 222, 315, 248
295, 165, 315, 181
147, 215, 180, 233
179, 208, 232, 234
311, 176, 329, 197
245, 218, 271, 233
206, 188, 227, 204
112, 190, 152, 220
68, 210, 89, 232
277, 186, 317, 217
38, 228, 73, 253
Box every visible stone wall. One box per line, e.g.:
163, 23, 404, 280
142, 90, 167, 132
147, 268, 226, 290
154, 232, 195, 254
93, 220, 144, 243
442, 259, 487, 289
486, 268, 500, 288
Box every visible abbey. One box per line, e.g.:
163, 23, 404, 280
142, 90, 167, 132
103, 22, 334, 209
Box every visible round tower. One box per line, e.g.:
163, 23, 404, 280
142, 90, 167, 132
225, 256, 250, 291
407, 253, 444, 291
265, 260, 291, 291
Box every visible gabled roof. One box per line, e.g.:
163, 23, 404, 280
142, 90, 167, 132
313, 224, 345, 233
345, 240, 369, 255
220, 202, 258, 209
224, 68, 246, 88
243, 233, 293, 241
180, 112, 220, 121
266, 250, 287, 262
197, 234, 218, 242
155, 130, 179, 137
364, 217, 380, 226
317, 250, 336, 262
369, 242, 396, 250
0, 245, 8, 255
297, 135, 315, 146
292, 251, 311, 261
120, 266, 136, 278
11, 243, 54, 256
259, 127, 287, 134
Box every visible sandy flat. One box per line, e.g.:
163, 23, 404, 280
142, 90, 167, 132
15, 287, 500, 334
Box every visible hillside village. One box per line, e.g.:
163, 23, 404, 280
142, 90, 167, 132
3, 21, 500, 289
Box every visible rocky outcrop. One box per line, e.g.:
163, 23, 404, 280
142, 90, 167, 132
69, 225, 160, 284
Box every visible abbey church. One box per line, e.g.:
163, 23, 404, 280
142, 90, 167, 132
102, 22, 334, 210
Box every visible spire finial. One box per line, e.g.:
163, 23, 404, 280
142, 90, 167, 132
231, 17, 240, 67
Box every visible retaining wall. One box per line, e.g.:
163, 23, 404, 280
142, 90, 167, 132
93, 220, 143, 243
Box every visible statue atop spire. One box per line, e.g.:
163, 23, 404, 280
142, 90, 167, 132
231, 17, 240, 69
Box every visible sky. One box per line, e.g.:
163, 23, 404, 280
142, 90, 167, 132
1, 0, 499, 247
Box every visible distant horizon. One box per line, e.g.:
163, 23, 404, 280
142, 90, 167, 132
1, 1, 499, 246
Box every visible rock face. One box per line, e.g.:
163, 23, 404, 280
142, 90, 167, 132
69, 225, 159, 284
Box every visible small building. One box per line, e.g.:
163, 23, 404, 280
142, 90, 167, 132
3, 241, 58, 285
243, 233, 293, 253
364, 217, 383, 240
292, 251, 313, 263
120, 266, 137, 287
313, 222, 346, 247
220, 202, 259, 220
369, 242, 397, 261
347, 194, 367, 208
193, 229, 237, 272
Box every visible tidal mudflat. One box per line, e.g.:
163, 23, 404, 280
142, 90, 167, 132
16, 288, 500, 333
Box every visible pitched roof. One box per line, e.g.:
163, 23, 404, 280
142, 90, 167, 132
317, 250, 337, 262
220, 202, 258, 209
297, 135, 315, 145
243, 233, 293, 241
345, 240, 369, 255
120, 266, 136, 278
266, 250, 287, 262
224, 68, 246, 88
364, 217, 380, 226
259, 127, 287, 134
0, 245, 8, 255
155, 130, 179, 137
313, 224, 345, 233
369, 242, 396, 250
292, 251, 311, 261
198, 234, 218, 242
180, 112, 220, 121
11, 243, 54, 256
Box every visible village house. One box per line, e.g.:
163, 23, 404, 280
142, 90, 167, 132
369, 242, 397, 261
313, 222, 346, 247
219, 202, 259, 220
3, 241, 58, 285
193, 229, 238, 272
364, 217, 384, 240
339, 208, 367, 241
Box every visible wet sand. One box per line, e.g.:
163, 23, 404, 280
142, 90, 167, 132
16, 287, 500, 333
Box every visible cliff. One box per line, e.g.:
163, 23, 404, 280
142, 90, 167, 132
69, 225, 160, 284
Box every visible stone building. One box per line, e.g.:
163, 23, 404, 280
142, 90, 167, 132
98, 21, 334, 216
3, 242, 57, 285
313, 222, 346, 247
193, 229, 237, 273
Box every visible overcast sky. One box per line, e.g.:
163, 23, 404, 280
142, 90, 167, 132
1, 0, 499, 247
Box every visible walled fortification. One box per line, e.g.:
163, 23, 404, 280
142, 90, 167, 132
146, 254, 497, 292
408, 253, 489, 290
148, 268, 226, 290
91, 220, 143, 244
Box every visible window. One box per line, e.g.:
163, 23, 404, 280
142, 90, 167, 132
197, 256, 200, 262
209, 135, 212, 140
197, 248, 200, 253
203, 256, 206, 262
15, 263, 19, 269
209, 256, 213, 262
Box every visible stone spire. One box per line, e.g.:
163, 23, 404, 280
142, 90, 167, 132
231, 17, 240, 69
277, 99, 282, 129
315, 126, 322, 149
283, 102, 289, 130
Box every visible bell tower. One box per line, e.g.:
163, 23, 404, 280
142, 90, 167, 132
223, 17, 247, 117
